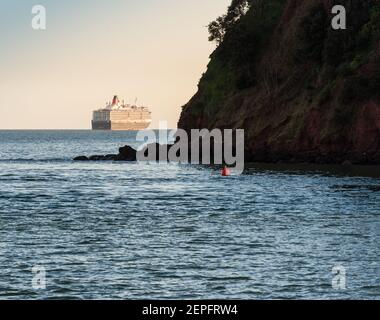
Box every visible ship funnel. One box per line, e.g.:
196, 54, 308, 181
112, 95, 119, 106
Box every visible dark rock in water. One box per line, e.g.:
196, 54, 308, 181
74, 146, 137, 162
74, 154, 120, 161
73, 156, 89, 161
104, 154, 118, 161
89, 154, 118, 161
118, 145, 137, 161
89, 155, 106, 161
74, 143, 177, 162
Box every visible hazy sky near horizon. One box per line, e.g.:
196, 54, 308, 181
0, 0, 230, 129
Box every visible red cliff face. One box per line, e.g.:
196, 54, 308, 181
353, 101, 380, 153
178, 0, 380, 164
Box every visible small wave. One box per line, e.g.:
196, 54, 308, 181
331, 184, 380, 192
0, 158, 72, 163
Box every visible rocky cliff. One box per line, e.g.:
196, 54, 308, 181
178, 0, 380, 164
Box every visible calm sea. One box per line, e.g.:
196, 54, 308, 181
0, 130, 379, 299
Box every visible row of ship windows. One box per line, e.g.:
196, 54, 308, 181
93, 113, 150, 121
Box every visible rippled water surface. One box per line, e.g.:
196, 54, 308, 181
0, 130, 379, 299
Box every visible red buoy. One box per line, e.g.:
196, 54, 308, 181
221, 166, 231, 176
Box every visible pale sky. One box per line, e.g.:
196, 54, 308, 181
0, 0, 230, 129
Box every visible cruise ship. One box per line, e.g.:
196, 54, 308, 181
92, 95, 152, 130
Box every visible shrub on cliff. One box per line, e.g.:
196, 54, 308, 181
208, 0, 252, 44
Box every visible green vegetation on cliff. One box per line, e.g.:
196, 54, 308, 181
197, 0, 286, 118
179, 0, 380, 164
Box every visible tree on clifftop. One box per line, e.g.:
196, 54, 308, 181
208, 0, 264, 44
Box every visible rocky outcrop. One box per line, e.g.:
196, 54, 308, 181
118, 145, 137, 161
73, 156, 89, 161
178, 0, 380, 164
73, 143, 174, 162
74, 146, 136, 162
